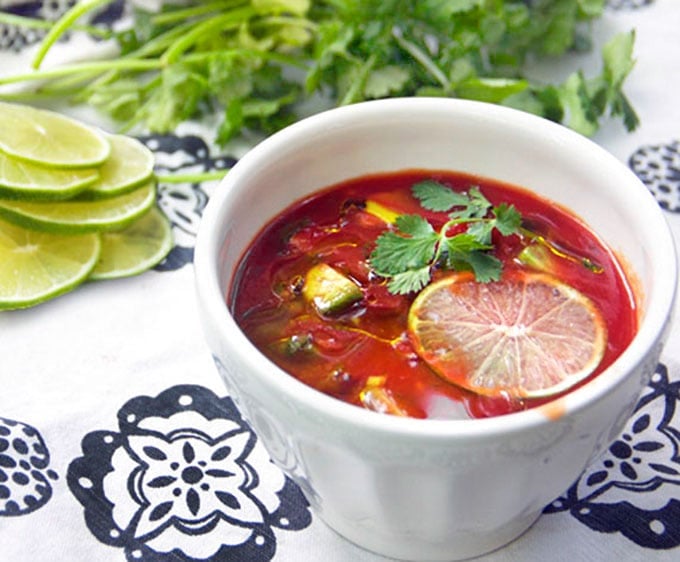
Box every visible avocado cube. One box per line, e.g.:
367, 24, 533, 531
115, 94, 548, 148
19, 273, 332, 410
303, 263, 362, 315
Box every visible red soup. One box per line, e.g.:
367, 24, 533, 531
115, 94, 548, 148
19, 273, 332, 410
229, 170, 638, 419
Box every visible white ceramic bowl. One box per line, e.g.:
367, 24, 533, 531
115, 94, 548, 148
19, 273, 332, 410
194, 98, 677, 561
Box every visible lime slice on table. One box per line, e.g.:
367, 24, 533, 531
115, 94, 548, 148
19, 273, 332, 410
0, 101, 111, 169
83, 134, 155, 199
0, 181, 156, 233
408, 271, 607, 399
90, 207, 173, 280
0, 217, 100, 310
0, 151, 99, 200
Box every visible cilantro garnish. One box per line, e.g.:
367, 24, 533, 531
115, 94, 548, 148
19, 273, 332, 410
370, 181, 522, 295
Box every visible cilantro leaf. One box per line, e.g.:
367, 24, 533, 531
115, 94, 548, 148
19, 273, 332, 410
364, 65, 411, 98
370, 182, 524, 293
445, 232, 492, 257
447, 186, 491, 220
394, 214, 435, 237
466, 221, 495, 245
493, 203, 522, 236
0, 0, 636, 142
461, 252, 503, 283
412, 180, 469, 211
387, 268, 432, 295
370, 224, 438, 276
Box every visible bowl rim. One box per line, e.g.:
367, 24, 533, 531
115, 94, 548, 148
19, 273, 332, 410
195, 97, 678, 440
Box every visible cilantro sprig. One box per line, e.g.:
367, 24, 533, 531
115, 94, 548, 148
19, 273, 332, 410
0, 0, 638, 144
370, 181, 522, 295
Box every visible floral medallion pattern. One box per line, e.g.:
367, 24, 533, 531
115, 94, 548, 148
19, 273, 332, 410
0, 0, 124, 51
545, 362, 680, 549
629, 140, 680, 213
0, 416, 58, 516
67, 385, 312, 562
139, 134, 236, 271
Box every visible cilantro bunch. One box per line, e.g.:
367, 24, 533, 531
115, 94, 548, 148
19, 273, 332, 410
370, 181, 522, 295
306, 0, 638, 135
0, 0, 638, 142
0, 0, 316, 144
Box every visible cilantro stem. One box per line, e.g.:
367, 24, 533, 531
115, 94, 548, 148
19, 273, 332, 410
150, 0, 248, 26
32, 0, 114, 70
340, 52, 378, 106
123, 20, 200, 60
181, 49, 309, 69
155, 170, 229, 184
391, 27, 450, 89
0, 12, 111, 38
1, 0, 637, 144
161, 7, 256, 65
251, 16, 319, 33
0, 59, 162, 87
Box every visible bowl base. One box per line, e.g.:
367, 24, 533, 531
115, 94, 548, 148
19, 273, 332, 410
321, 509, 542, 561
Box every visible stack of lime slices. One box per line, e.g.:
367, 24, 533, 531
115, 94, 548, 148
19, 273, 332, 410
0, 101, 173, 310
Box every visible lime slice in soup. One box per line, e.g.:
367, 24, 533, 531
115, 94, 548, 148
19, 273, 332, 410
408, 271, 607, 398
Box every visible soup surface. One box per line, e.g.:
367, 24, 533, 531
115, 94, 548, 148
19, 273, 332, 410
230, 170, 637, 419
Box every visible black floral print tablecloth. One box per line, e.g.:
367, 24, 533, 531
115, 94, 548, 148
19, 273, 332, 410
1, 1, 680, 561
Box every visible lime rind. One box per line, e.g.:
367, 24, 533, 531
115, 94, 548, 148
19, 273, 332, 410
0, 218, 101, 310
81, 134, 155, 200
0, 101, 111, 169
0, 181, 157, 234
90, 207, 174, 280
0, 151, 99, 200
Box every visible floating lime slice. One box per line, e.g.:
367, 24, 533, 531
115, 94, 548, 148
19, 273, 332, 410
90, 207, 173, 280
0, 181, 156, 233
83, 134, 155, 199
0, 151, 99, 200
0, 101, 111, 169
0, 217, 100, 310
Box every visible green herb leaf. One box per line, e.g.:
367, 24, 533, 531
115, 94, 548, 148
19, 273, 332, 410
370, 225, 438, 276
394, 214, 436, 237
445, 232, 492, 256
460, 252, 503, 283
493, 203, 522, 236
448, 186, 491, 220
370, 182, 523, 293
0, 0, 635, 142
364, 65, 411, 98
412, 180, 469, 211
387, 267, 433, 295
466, 221, 495, 245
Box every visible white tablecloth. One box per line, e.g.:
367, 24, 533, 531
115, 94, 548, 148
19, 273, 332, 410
1, 1, 680, 561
